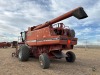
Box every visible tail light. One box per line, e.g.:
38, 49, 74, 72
67, 40, 71, 44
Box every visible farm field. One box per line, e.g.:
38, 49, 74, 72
0, 48, 100, 75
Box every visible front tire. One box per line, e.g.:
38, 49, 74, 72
39, 53, 50, 69
66, 51, 76, 62
18, 45, 30, 61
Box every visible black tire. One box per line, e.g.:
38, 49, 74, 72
70, 29, 75, 38
39, 53, 50, 69
66, 51, 76, 62
18, 45, 30, 61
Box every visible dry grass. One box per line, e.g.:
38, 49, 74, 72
0, 48, 100, 75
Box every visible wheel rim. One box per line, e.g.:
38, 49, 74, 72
67, 54, 71, 59
40, 60, 43, 66
67, 54, 71, 60
19, 50, 22, 59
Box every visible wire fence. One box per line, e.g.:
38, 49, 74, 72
75, 39, 100, 49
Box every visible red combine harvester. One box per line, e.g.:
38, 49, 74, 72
0, 42, 11, 48
12, 7, 88, 69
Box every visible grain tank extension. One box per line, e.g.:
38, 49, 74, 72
12, 7, 88, 69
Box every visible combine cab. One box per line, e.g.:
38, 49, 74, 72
12, 7, 88, 69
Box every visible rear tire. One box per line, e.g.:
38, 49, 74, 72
39, 53, 50, 69
66, 51, 76, 62
18, 45, 30, 61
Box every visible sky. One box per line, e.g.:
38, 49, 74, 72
0, 0, 100, 45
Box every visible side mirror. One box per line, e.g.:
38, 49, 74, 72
20, 32, 22, 37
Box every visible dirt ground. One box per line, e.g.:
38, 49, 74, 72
0, 48, 100, 75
